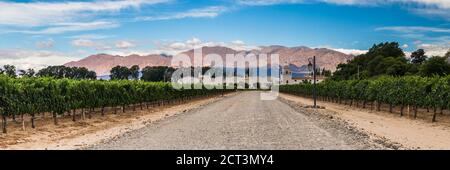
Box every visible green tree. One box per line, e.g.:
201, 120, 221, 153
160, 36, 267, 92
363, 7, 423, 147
332, 63, 358, 80
384, 58, 409, 76
130, 65, 140, 80
406, 64, 420, 75
37, 66, 96, 79
420, 56, 450, 77
3, 65, 16, 78
141, 66, 175, 82
411, 49, 427, 64
368, 56, 408, 76
366, 42, 405, 59
110, 66, 131, 80
367, 55, 385, 76
332, 42, 406, 80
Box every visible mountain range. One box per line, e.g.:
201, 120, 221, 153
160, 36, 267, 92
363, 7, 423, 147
64, 46, 354, 76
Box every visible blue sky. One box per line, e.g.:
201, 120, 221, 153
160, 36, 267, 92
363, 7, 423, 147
0, 0, 449, 69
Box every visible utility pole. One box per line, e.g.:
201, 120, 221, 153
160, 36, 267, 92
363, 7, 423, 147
308, 56, 317, 108
313, 56, 317, 108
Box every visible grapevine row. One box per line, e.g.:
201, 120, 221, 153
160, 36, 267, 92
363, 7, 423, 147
280, 76, 450, 122
0, 75, 230, 133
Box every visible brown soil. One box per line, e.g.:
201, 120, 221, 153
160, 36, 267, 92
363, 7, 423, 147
280, 93, 450, 150
0, 93, 235, 150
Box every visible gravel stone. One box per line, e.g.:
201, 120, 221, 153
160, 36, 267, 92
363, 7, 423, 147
89, 91, 396, 150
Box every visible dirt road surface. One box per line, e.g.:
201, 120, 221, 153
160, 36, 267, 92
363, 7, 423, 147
89, 91, 388, 150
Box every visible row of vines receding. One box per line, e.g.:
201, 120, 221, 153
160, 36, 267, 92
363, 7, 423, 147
0, 75, 230, 133
280, 76, 450, 122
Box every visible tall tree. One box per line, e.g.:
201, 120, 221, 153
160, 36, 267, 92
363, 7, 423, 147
366, 42, 405, 59
110, 66, 131, 80
332, 42, 412, 80
86, 71, 97, 80
3, 65, 16, 78
130, 65, 140, 80
420, 56, 450, 77
141, 66, 175, 82
411, 49, 427, 64
26, 68, 36, 77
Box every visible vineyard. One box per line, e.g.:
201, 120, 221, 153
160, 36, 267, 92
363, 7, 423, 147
0, 75, 229, 133
280, 76, 450, 122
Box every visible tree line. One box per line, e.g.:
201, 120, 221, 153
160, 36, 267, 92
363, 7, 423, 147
332, 42, 450, 80
0, 65, 35, 78
110, 65, 214, 82
37, 66, 97, 79
0, 65, 97, 80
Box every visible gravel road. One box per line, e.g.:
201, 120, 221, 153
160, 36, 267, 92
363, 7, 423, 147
89, 91, 387, 150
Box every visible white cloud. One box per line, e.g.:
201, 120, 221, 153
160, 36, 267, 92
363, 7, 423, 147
231, 40, 246, 46
136, 6, 228, 21
412, 7, 450, 21
375, 26, 450, 33
36, 39, 55, 48
402, 44, 409, 48
72, 39, 137, 50
72, 39, 97, 48
228, 40, 258, 51
187, 38, 202, 46
98, 38, 259, 58
326, 0, 450, 8
417, 43, 450, 56
169, 42, 188, 50
71, 38, 111, 50
6, 21, 119, 35
171, 6, 227, 18
238, 0, 450, 20
66, 34, 114, 40
0, 0, 169, 27
238, 0, 450, 8
115, 41, 136, 49
408, 0, 450, 9
379, 27, 450, 42
0, 49, 79, 70
376, 26, 449, 55
0, 0, 169, 35
238, 0, 304, 6
154, 38, 259, 55
404, 51, 413, 58
414, 40, 423, 44
103, 50, 164, 57
331, 48, 368, 55
316, 45, 368, 55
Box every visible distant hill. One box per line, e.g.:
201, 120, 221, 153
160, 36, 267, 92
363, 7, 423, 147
64, 46, 353, 76
258, 45, 353, 72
